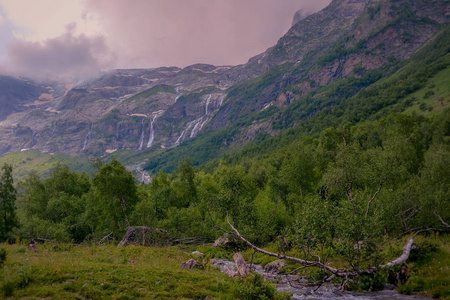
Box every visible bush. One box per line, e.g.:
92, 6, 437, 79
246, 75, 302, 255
232, 273, 291, 300
0, 248, 6, 267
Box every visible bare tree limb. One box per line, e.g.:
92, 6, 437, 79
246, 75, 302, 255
97, 232, 115, 245
225, 213, 341, 275
222, 213, 437, 281
434, 210, 450, 228
365, 181, 384, 217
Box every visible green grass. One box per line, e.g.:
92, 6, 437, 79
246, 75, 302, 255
403, 66, 450, 115
128, 84, 176, 101
0, 151, 92, 181
398, 234, 450, 299
0, 243, 237, 299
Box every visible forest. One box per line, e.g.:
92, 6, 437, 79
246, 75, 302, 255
1, 109, 448, 298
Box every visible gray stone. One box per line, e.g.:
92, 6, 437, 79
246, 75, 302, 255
264, 259, 286, 273
191, 250, 206, 257
181, 258, 203, 269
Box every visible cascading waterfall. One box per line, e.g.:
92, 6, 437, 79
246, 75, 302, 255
176, 93, 226, 144
190, 119, 203, 138
147, 111, 163, 148
146, 115, 157, 148
175, 86, 183, 102
205, 94, 211, 115
82, 124, 93, 150
138, 119, 145, 150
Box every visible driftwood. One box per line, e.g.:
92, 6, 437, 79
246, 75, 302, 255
221, 213, 428, 287
97, 232, 115, 245
118, 226, 169, 247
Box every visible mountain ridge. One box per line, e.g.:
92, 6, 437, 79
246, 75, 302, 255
0, 0, 448, 178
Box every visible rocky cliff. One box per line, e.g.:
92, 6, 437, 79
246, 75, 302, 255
0, 0, 448, 173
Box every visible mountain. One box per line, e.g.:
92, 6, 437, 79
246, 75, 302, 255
0, 0, 448, 178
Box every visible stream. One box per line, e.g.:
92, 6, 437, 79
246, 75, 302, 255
209, 259, 431, 300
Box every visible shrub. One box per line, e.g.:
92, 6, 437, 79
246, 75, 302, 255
232, 273, 291, 300
0, 248, 6, 267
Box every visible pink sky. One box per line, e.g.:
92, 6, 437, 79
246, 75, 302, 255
0, 0, 331, 79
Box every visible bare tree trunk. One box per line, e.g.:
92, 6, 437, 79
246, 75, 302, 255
223, 213, 431, 281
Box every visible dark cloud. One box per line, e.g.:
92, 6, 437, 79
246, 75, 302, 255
87, 0, 331, 68
5, 24, 115, 79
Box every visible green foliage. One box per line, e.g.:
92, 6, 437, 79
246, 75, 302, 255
128, 84, 176, 101
91, 159, 139, 235
0, 247, 6, 267
15, 165, 91, 241
0, 163, 17, 241
232, 273, 291, 300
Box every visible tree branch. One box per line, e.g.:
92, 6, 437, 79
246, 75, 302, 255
222, 213, 436, 282
434, 210, 450, 228
225, 213, 340, 274
365, 181, 384, 217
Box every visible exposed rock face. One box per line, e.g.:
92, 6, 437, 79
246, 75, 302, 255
233, 252, 250, 277
180, 258, 203, 269
0, 0, 448, 173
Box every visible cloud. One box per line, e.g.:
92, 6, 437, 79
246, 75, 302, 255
86, 0, 331, 68
0, 0, 332, 78
5, 24, 115, 79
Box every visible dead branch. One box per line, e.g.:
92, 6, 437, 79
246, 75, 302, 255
97, 232, 115, 245
434, 210, 450, 228
223, 213, 436, 282
365, 181, 384, 217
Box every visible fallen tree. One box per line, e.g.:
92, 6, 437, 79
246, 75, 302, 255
219, 213, 435, 290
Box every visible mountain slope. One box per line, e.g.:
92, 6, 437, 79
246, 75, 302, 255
0, 0, 448, 178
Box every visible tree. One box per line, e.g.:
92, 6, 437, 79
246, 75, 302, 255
0, 163, 16, 241
92, 159, 139, 234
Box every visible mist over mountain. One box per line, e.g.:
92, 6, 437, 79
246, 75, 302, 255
0, 0, 448, 179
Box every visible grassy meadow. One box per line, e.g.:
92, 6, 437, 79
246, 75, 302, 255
0, 243, 239, 299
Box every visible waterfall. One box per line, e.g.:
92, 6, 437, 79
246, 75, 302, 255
205, 94, 211, 115
175, 86, 183, 102
146, 114, 158, 148
176, 119, 197, 144
82, 124, 93, 150
176, 129, 186, 144
190, 118, 203, 138
138, 119, 145, 150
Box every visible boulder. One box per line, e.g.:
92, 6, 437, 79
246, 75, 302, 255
191, 250, 206, 257
233, 252, 250, 277
181, 259, 203, 269
264, 259, 286, 273
118, 226, 169, 247
26, 238, 38, 252
212, 234, 240, 249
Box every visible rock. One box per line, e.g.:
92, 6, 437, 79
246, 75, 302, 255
191, 251, 206, 257
118, 226, 169, 247
212, 235, 240, 249
181, 258, 203, 269
233, 252, 250, 277
26, 238, 38, 253
264, 259, 286, 273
